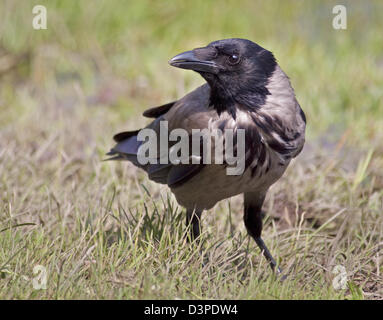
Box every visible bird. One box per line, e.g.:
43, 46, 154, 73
107, 38, 306, 273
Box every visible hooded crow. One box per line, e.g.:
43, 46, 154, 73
107, 38, 306, 273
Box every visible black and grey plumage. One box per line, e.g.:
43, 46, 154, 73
107, 38, 306, 273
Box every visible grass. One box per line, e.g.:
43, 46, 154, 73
0, 0, 382, 299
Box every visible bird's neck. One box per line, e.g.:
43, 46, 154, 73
209, 84, 237, 118
209, 82, 270, 119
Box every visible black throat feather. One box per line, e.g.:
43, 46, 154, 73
208, 76, 272, 120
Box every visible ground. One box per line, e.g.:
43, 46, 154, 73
0, 0, 382, 299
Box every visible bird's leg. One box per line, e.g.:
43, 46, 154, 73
186, 209, 202, 242
244, 192, 282, 274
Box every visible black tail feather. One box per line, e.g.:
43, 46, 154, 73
113, 130, 140, 143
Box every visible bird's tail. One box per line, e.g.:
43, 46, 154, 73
105, 129, 143, 167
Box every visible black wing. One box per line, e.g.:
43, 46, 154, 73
107, 86, 213, 187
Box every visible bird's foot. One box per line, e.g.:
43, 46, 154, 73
254, 237, 286, 280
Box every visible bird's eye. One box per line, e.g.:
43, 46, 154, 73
227, 54, 240, 65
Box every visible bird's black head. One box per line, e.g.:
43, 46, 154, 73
169, 38, 277, 118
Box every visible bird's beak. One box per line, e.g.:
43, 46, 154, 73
169, 50, 219, 74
